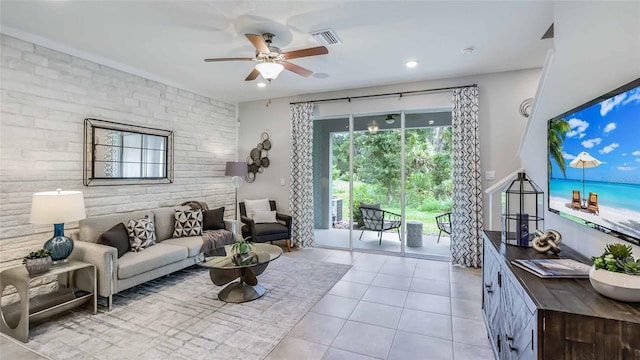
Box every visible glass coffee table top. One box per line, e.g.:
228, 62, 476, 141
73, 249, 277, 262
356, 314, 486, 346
195, 243, 283, 303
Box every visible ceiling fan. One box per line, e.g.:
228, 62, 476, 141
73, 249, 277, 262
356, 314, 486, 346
204, 33, 328, 82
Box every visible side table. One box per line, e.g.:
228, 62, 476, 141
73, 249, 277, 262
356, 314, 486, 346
0, 260, 97, 343
406, 221, 423, 248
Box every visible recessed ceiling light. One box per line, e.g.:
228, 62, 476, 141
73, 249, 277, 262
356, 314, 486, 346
462, 46, 475, 54
405, 60, 418, 68
257, 82, 266, 88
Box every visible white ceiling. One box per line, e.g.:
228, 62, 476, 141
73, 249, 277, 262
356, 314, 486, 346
0, 1, 554, 103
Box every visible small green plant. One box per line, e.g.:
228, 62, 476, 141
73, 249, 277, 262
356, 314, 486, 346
231, 237, 254, 255
592, 243, 640, 275
22, 249, 52, 264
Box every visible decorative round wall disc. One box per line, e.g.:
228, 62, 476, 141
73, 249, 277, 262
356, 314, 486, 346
246, 156, 254, 165
261, 132, 269, 141
246, 172, 255, 183
261, 158, 270, 168
260, 149, 268, 158
258, 167, 264, 173
250, 148, 260, 160
257, 143, 264, 150
254, 158, 262, 167
262, 140, 272, 150
249, 164, 259, 173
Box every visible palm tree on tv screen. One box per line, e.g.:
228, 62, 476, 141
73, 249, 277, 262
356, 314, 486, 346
548, 118, 571, 178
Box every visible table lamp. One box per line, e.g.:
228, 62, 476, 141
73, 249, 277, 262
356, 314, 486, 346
30, 189, 86, 263
225, 161, 247, 222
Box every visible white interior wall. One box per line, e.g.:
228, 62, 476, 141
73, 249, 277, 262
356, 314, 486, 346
0, 34, 237, 273
238, 68, 542, 229
520, 2, 640, 257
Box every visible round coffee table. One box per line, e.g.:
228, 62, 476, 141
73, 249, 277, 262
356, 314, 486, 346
196, 243, 282, 303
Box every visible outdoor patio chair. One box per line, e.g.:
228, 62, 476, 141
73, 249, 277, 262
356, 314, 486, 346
587, 192, 599, 215
571, 190, 582, 210
435, 212, 451, 243
358, 203, 402, 245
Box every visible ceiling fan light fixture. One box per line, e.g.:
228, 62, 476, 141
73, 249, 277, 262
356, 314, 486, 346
384, 114, 396, 124
257, 82, 267, 88
255, 62, 284, 81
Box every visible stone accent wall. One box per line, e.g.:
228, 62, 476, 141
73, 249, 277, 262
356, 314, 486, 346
0, 35, 237, 282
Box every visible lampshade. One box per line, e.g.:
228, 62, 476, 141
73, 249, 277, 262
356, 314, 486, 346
30, 190, 86, 224
255, 62, 284, 81
225, 161, 247, 177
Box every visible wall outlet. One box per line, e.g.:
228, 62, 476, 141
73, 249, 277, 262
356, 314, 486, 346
485, 170, 496, 180
280, 178, 285, 186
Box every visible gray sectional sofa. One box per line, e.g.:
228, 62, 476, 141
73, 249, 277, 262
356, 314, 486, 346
69, 205, 234, 310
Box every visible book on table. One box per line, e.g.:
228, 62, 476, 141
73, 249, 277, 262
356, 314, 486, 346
511, 258, 591, 278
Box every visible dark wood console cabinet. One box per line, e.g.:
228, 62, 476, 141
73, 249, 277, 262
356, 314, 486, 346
482, 231, 640, 360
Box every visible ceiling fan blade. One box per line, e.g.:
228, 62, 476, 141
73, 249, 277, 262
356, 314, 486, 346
283, 62, 313, 77
283, 46, 328, 60
245, 34, 270, 54
204, 57, 254, 62
245, 68, 260, 81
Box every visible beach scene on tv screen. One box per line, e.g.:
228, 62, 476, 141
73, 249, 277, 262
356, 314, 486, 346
548, 84, 640, 241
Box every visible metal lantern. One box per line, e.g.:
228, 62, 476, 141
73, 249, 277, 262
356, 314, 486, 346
501, 172, 544, 247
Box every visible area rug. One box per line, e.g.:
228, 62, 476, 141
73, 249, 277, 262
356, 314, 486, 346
24, 256, 351, 360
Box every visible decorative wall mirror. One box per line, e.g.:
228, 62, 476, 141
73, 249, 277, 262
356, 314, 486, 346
83, 118, 174, 186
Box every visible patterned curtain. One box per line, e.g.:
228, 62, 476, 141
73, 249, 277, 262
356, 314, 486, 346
451, 86, 483, 267
289, 103, 315, 247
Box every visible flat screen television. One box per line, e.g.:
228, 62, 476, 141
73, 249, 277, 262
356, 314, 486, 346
547, 78, 640, 247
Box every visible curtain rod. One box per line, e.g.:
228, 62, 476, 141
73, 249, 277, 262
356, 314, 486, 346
289, 84, 477, 105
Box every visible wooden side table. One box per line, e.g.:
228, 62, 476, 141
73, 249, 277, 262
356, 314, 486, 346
0, 260, 97, 343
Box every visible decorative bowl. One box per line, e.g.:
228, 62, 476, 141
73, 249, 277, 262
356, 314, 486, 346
25, 256, 52, 275
589, 266, 640, 302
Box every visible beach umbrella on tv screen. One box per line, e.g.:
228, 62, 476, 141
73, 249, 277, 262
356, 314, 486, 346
569, 151, 602, 199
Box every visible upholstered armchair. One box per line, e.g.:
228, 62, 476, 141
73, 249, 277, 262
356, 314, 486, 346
239, 200, 292, 252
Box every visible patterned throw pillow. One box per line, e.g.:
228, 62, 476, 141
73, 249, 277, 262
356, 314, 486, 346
173, 208, 203, 237
126, 215, 156, 252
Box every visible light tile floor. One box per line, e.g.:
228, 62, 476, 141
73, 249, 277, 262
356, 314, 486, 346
267, 247, 495, 360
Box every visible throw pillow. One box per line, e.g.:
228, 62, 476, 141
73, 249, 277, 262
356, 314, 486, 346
252, 210, 277, 224
203, 207, 225, 230
173, 208, 203, 237
98, 222, 130, 258
244, 198, 270, 218
126, 215, 156, 252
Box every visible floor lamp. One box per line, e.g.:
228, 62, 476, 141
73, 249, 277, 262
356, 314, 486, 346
225, 161, 247, 227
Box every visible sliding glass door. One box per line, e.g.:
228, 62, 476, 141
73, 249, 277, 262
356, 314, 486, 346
312, 110, 452, 260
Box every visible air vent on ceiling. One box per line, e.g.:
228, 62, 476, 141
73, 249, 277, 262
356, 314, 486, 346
311, 28, 342, 46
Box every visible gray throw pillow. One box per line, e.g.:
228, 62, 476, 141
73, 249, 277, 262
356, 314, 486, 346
98, 222, 130, 258
173, 208, 203, 237
203, 207, 225, 230
126, 215, 156, 252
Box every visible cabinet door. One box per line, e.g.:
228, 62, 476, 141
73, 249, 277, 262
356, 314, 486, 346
501, 271, 536, 360
483, 241, 502, 354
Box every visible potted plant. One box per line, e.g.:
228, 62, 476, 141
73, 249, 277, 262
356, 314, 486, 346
23, 249, 53, 275
589, 243, 640, 302
231, 237, 254, 255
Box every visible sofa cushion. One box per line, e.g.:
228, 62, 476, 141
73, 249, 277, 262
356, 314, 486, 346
173, 208, 203, 237
126, 215, 157, 252
255, 223, 289, 236
98, 222, 130, 258
79, 210, 154, 243
153, 206, 190, 242
161, 236, 204, 257
203, 207, 225, 230
117, 243, 188, 279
